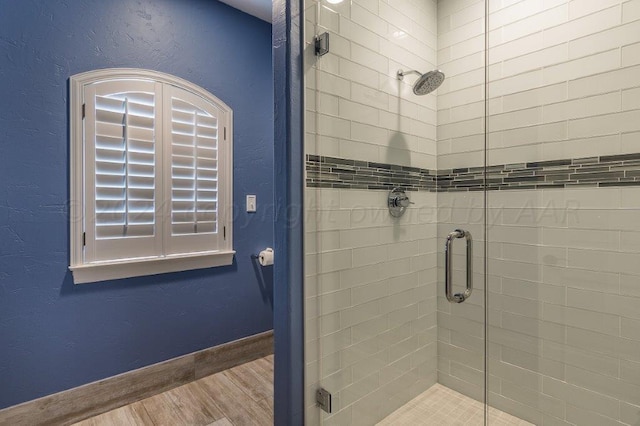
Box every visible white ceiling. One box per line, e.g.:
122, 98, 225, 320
218, 0, 272, 23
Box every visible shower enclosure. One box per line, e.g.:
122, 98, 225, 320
302, 0, 640, 424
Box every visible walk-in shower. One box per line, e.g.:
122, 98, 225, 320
304, 0, 640, 424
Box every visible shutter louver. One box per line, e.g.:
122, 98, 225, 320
170, 97, 219, 236
94, 92, 156, 240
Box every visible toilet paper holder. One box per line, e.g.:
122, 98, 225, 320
253, 248, 274, 266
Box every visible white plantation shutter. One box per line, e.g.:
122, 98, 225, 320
170, 98, 218, 235
70, 69, 233, 281
164, 85, 226, 254
84, 80, 163, 263
94, 92, 156, 238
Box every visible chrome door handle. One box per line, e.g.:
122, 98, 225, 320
445, 229, 473, 303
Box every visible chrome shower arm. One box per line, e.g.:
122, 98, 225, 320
397, 69, 422, 80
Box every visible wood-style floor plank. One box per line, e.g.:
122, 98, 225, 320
140, 392, 189, 426
72, 401, 153, 425
74, 355, 274, 426
196, 371, 272, 426
254, 355, 274, 376
256, 397, 273, 416
248, 366, 273, 396
224, 362, 272, 402
206, 418, 233, 426
165, 381, 225, 425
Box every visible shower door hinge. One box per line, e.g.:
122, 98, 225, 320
316, 388, 332, 413
315, 32, 330, 57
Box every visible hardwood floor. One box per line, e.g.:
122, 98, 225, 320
73, 355, 274, 426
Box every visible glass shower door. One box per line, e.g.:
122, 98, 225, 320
485, 0, 640, 425
303, 0, 487, 424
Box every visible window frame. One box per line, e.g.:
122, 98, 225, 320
69, 68, 234, 284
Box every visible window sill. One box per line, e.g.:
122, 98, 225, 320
69, 250, 236, 284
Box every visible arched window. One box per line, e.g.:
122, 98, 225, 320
69, 69, 234, 283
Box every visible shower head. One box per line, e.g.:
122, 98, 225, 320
397, 69, 445, 95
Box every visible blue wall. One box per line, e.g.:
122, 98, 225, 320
0, 0, 274, 409
273, 0, 305, 423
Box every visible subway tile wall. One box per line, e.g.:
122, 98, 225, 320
438, 187, 640, 426
438, 0, 640, 425
486, 187, 640, 426
304, 0, 440, 424
438, 0, 640, 170
304, 189, 439, 425
304, 0, 439, 170
437, 0, 487, 171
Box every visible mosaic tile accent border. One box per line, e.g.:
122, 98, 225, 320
306, 153, 640, 192
306, 154, 438, 191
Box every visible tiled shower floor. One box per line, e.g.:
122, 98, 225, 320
377, 384, 533, 426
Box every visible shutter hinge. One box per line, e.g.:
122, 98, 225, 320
82, 103, 86, 119
223, 226, 226, 240
82, 232, 86, 247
